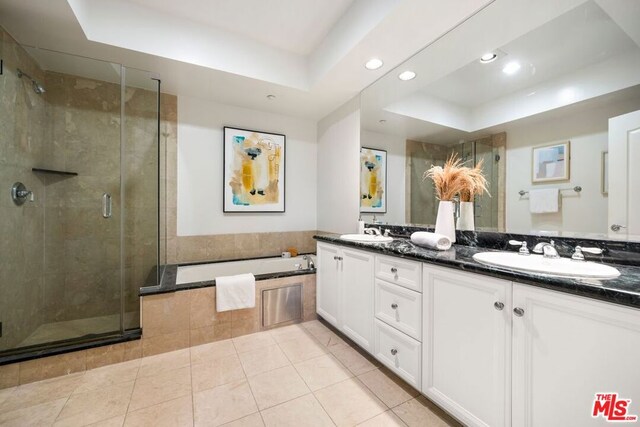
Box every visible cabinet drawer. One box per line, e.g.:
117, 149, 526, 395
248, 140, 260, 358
375, 280, 422, 340
375, 255, 421, 292
374, 319, 421, 389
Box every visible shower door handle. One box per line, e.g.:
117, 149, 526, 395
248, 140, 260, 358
102, 193, 112, 218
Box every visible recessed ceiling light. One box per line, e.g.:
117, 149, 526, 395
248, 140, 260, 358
502, 61, 521, 75
379, 119, 386, 124
365, 58, 383, 70
398, 71, 416, 81
266, 94, 276, 100
479, 53, 497, 63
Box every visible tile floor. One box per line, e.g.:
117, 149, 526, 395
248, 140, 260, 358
0, 320, 461, 427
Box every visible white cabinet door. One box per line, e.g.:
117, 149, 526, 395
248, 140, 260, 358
423, 265, 512, 427
316, 243, 341, 327
341, 247, 375, 352
512, 284, 640, 427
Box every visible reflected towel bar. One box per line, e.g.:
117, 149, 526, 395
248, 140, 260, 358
518, 186, 582, 196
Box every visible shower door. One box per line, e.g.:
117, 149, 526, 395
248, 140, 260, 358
0, 31, 160, 357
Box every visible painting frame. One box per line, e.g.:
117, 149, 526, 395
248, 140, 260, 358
360, 147, 387, 214
223, 126, 286, 213
531, 141, 570, 183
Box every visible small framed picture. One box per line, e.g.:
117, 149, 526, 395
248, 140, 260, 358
601, 151, 608, 195
360, 147, 387, 213
223, 127, 285, 213
532, 141, 570, 183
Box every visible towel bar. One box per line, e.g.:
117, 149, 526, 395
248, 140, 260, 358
518, 186, 582, 196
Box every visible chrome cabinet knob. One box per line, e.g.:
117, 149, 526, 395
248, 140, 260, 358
494, 301, 504, 311
390, 348, 398, 356
333, 256, 343, 261
390, 267, 398, 274
513, 307, 525, 317
391, 303, 398, 309
611, 224, 627, 232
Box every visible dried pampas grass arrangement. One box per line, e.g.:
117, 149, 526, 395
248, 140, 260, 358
423, 154, 490, 201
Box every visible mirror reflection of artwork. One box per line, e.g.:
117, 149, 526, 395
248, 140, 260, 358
223, 127, 285, 212
360, 147, 387, 213
532, 142, 570, 183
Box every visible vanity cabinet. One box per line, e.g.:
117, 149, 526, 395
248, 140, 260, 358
512, 284, 640, 427
316, 242, 375, 351
423, 265, 512, 427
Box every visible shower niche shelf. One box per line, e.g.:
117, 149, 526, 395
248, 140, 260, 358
32, 168, 78, 176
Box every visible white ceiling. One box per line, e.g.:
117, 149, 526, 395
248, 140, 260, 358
0, 0, 496, 120
126, 0, 355, 55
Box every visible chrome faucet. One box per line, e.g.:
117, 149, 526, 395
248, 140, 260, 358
571, 246, 603, 261
533, 240, 560, 259
364, 227, 381, 236
302, 255, 315, 270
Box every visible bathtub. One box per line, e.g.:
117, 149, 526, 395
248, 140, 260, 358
176, 255, 317, 285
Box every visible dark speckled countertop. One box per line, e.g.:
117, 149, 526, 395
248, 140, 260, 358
314, 233, 640, 310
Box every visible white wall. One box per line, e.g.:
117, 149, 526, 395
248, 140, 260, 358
360, 130, 406, 225
317, 97, 361, 234
177, 95, 317, 236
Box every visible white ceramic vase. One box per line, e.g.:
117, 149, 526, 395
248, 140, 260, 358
456, 201, 475, 231
435, 200, 456, 243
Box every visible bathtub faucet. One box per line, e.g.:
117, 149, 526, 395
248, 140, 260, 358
303, 255, 315, 270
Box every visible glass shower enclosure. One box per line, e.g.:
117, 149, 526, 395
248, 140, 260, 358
0, 28, 164, 359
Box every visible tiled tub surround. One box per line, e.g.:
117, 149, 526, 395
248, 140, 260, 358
318, 228, 640, 309
0, 320, 459, 426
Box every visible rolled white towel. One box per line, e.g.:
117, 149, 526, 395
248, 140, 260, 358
410, 231, 452, 251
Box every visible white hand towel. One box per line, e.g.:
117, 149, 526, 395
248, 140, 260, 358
410, 232, 452, 251
216, 273, 256, 312
529, 188, 559, 213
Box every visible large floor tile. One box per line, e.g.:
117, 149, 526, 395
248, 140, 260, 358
314, 378, 387, 427
261, 394, 334, 427
191, 354, 245, 392
357, 369, 418, 408
0, 373, 84, 413
247, 365, 310, 410
269, 324, 312, 344
330, 344, 379, 376
74, 359, 140, 394
137, 349, 190, 378
311, 329, 347, 348
193, 380, 258, 427
129, 366, 192, 412
392, 396, 461, 427
357, 411, 407, 426
238, 344, 290, 377
191, 339, 237, 365
294, 354, 352, 391
54, 381, 134, 426
278, 334, 328, 363
87, 415, 126, 427
232, 332, 276, 354
0, 397, 67, 427
219, 412, 264, 427
124, 395, 193, 427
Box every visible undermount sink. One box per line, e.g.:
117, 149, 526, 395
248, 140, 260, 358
472, 251, 621, 280
340, 234, 394, 244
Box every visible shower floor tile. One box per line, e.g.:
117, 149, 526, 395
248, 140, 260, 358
1, 320, 461, 427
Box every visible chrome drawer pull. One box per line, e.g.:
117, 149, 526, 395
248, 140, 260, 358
494, 301, 504, 311
390, 267, 398, 273
513, 307, 525, 317
390, 348, 398, 356
391, 303, 398, 309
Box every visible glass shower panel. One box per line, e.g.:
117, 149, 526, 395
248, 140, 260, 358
122, 67, 160, 331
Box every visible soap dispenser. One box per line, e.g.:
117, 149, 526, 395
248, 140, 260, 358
358, 216, 365, 234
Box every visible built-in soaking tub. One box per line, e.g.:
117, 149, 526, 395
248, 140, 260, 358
176, 254, 317, 286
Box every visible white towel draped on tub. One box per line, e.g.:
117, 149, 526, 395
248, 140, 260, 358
529, 188, 559, 213
216, 273, 256, 312
410, 232, 452, 251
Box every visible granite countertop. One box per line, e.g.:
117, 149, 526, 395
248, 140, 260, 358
314, 233, 640, 310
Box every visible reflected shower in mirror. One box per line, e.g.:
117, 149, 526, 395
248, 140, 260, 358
360, 0, 640, 241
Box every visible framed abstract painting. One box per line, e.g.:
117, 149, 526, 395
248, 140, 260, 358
532, 141, 570, 183
223, 127, 285, 212
360, 147, 387, 213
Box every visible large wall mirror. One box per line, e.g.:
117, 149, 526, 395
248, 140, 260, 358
360, 0, 640, 241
